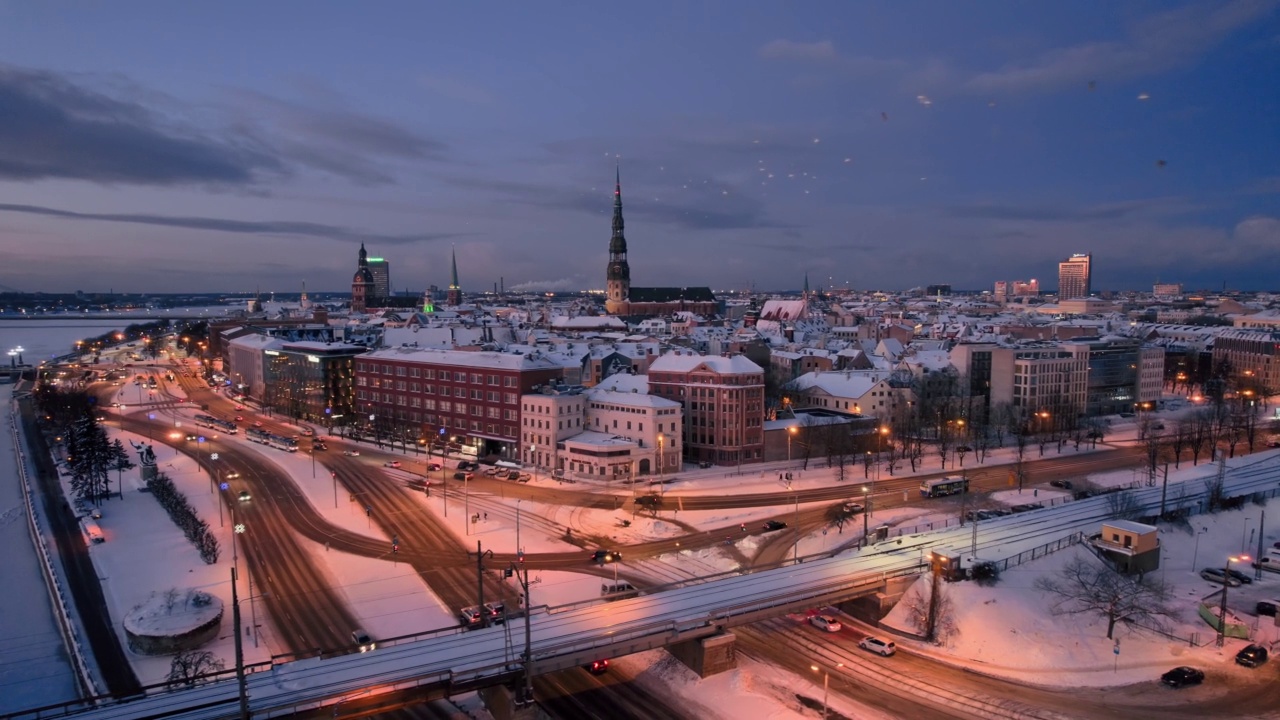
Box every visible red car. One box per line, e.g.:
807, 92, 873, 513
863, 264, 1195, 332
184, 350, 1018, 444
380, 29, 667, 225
234, 404, 245, 411
234, 416, 244, 422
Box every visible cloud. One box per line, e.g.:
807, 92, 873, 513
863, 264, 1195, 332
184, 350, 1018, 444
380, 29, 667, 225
507, 277, 583, 292
0, 202, 462, 246
945, 198, 1191, 222
0, 65, 280, 185
759, 39, 841, 63
962, 0, 1278, 94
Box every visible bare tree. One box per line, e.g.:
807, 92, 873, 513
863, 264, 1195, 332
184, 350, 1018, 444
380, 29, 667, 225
1106, 490, 1144, 521
900, 571, 959, 645
1169, 420, 1190, 468
166, 650, 225, 688
1187, 410, 1211, 465
1034, 555, 1177, 640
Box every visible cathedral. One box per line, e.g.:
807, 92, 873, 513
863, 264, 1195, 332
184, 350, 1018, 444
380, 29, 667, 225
604, 170, 718, 318
351, 243, 375, 312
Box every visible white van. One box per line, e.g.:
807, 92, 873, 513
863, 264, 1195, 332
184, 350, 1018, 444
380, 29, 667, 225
82, 519, 105, 544
601, 582, 638, 600
1253, 550, 1280, 574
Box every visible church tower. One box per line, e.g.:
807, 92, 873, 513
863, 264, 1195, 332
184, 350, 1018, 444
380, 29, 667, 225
604, 167, 631, 314
446, 245, 462, 306
351, 243, 375, 312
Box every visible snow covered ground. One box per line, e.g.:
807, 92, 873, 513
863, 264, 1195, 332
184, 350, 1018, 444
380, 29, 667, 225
10, 381, 1280, 717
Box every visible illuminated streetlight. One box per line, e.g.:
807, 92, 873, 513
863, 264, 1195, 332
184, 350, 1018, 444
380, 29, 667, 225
1217, 555, 1249, 647
810, 662, 844, 720
788, 426, 797, 461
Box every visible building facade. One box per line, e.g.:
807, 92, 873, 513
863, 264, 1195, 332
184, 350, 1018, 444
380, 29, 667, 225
367, 257, 391, 300
355, 347, 563, 459
1058, 253, 1092, 300
648, 351, 765, 466
1213, 330, 1280, 393
1064, 337, 1163, 416
262, 341, 364, 424
351, 243, 375, 312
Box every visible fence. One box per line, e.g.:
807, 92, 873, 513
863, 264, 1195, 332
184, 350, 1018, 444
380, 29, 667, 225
981, 531, 1084, 573
8, 402, 99, 699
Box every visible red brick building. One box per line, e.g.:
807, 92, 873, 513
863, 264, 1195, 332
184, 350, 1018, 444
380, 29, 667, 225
648, 351, 766, 466
355, 347, 563, 460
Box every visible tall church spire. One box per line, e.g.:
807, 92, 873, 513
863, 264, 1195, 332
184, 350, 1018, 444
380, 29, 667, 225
447, 244, 462, 306
803, 272, 810, 297
605, 166, 630, 314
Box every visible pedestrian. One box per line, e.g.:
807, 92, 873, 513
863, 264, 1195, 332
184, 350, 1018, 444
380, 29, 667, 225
484, 512, 488, 520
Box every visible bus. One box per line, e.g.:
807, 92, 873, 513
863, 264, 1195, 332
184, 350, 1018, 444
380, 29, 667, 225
920, 476, 969, 498
194, 414, 238, 435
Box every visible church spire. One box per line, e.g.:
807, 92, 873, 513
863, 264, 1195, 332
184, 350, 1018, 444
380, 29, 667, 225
803, 271, 810, 297
358, 242, 368, 268
447, 244, 462, 306
605, 166, 631, 313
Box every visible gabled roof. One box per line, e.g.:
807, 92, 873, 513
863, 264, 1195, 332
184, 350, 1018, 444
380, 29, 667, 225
627, 286, 716, 303
649, 351, 763, 375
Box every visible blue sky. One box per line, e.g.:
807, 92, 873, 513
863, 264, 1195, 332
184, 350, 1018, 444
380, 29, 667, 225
0, 0, 1277, 294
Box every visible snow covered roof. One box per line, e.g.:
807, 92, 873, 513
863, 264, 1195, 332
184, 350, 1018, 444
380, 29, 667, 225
584, 388, 680, 410
363, 346, 561, 371
649, 351, 763, 375
592, 373, 650, 394
790, 370, 889, 399
759, 299, 807, 321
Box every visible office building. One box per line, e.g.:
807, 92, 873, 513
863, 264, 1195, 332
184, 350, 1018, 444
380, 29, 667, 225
367, 257, 391, 299
647, 350, 765, 466
1058, 253, 1092, 300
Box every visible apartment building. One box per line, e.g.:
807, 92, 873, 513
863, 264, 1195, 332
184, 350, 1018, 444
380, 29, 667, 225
648, 351, 765, 466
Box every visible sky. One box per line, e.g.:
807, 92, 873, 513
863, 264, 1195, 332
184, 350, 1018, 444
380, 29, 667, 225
0, 0, 1277, 295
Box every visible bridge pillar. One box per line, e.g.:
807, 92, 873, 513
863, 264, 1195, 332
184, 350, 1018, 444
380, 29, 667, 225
478, 684, 546, 720
839, 574, 918, 625
668, 631, 737, 678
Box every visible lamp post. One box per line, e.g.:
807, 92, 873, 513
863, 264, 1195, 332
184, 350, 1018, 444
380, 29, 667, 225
1218, 555, 1249, 647
810, 663, 843, 720
657, 433, 665, 492
788, 426, 797, 462
1191, 526, 1208, 570
876, 426, 889, 480
862, 485, 871, 539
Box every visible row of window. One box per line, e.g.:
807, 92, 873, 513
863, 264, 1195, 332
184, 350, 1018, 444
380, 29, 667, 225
356, 363, 519, 387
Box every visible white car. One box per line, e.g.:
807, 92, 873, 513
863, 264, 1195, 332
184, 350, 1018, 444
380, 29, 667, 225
859, 636, 896, 656
809, 614, 842, 633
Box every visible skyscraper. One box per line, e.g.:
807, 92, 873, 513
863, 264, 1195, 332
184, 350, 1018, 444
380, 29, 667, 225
1058, 253, 1092, 299
367, 257, 390, 299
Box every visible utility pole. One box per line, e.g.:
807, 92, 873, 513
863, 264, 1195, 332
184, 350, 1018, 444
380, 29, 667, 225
1159, 462, 1169, 518
510, 561, 537, 706
475, 542, 492, 628
1257, 510, 1267, 582
231, 567, 249, 720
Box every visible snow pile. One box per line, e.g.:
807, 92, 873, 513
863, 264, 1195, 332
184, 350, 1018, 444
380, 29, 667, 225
124, 588, 223, 655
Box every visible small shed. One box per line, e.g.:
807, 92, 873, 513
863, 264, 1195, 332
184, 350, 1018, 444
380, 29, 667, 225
1091, 520, 1160, 576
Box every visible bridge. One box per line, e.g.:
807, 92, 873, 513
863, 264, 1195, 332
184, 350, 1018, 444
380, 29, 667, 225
9, 453, 1279, 720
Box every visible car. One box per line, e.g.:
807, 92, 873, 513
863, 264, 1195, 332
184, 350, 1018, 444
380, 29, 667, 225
234, 405, 245, 411
238, 490, 251, 502
585, 659, 610, 675
463, 461, 481, 471
592, 549, 622, 564
351, 629, 376, 653
1049, 479, 1073, 489
518, 473, 532, 483
453, 471, 474, 481
252, 421, 263, 428
859, 636, 896, 656
1256, 600, 1280, 617
483, 602, 506, 625
459, 606, 483, 626
343, 449, 361, 456
843, 502, 865, 514
426, 463, 442, 471
185, 434, 198, 441
1224, 568, 1252, 585
90, 508, 103, 520
1236, 644, 1269, 668
506, 470, 522, 481
234, 416, 244, 422
484, 467, 501, 477
301, 428, 315, 436
809, 614, 842, 633
1268, 439, 1280, 448
763, 520, 789, 532
224, 471, 241, 479
1160, 666, 1204, 688
383, 461, 401, 469
313, 441, 327, 451
1200, 568, 1241, 587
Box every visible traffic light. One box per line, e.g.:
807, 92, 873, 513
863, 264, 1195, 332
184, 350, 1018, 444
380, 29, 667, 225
392, 535, 399, 554
517, 550, 524, 564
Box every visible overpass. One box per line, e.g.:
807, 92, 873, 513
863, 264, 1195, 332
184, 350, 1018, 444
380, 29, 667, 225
9, 453, 1280, 720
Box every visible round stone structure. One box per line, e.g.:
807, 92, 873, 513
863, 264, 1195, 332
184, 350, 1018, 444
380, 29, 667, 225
124, 589, 224, 655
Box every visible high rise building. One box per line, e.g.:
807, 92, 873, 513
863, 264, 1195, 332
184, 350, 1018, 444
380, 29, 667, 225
367, 257, 390, 299
1058, 253, 1092, 299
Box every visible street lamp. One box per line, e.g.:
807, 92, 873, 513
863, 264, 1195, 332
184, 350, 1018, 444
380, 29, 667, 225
1218, 555, 1249, 647
877, 426, 890, 478
810, 663, 844, 720
1191, 526, 1208, 570
788, 426, 797, 461
862, 485, 871, 539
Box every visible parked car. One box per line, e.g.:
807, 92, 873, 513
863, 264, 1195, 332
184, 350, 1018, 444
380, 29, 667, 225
858, 636, 896, 656
585, 659, 610, 674
1200, 568, 1241, 587
518, 473, 532, 482
453, 471, 474, 481
763, 520, 789, 532
426, 463, 442, 471
1256, 600, 1280, 617
351, 629, 376, 653
383, 461, 401, 469
1236, 644, 1268, 668
1160, 666, 1204, 688
809, 614, 842, 633
484, 467, 501, 477
592, 549, 622, 564
90, 508, 103, 520
1049, 479, 1073, 489
343, 449, 361, 456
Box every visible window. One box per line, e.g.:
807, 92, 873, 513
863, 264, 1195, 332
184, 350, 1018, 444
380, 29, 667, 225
396, 367, 406, 377
439, 401, 452, 413
410, 367, 420, 378
505, 393, 517, 405
455, 372, 466, 382
488, 374, 499, 385
488, 407, 501, 419
471, 373, 482, 384
504, 377, 516, 387
469, 388, 481, 400
472, 406, 483, 416
455, 402, 467, 415
424, 369, 435, 380
424, 399, 435, 410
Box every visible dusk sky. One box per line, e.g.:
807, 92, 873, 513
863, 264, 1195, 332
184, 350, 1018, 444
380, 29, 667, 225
1, 1, 1277, 295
